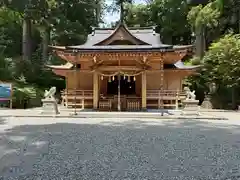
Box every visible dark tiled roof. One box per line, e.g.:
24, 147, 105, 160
49, 23, 193, 51
85, 25, 161, 46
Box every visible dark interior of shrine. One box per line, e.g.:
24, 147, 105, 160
107, 76, 136, 95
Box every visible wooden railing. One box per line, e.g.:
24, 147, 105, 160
61, 89, 93, 108
61, 89, 186, 110
147, 90, 185, 99
127, 99, 141, 111
147, 90, 186, 109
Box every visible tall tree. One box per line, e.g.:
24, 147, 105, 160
187, 0, 223, 58
125, 0, 192, 44
108, 0, 133, 23
202, 34, 240, 109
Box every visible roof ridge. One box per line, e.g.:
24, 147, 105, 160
92, 25, 156, 31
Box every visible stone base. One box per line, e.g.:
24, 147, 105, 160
41, 99, 59, 115
201, 96, 213, 109
181, 99, 200, 116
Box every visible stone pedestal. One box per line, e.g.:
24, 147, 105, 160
181, 99, 200, 116
201, 95, 213, 109
41, 98, 59, 115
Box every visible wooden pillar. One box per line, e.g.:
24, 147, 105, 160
93, 72, 99, 109
160, 56, 164, 109
141, 71, 147, 110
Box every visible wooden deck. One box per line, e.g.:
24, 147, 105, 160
61, 89, 186, 110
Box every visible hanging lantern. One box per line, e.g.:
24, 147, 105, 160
108, 76, 111, 83
133, 76, 136, 81
101, 76, 104, 80
123, 75, 126, 80
112, 76, 115, 81
128, 76, 131, 82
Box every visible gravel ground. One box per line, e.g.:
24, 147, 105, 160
0, 117, 240, 180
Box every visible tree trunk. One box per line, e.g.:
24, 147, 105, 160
195, 25, 205, 59
232, 87, 237, 110
22, 17, 32, 62
238, 8, 240, 33
120, 3, 124, 22
42, 27, 50, 63
95, 0, 101, 24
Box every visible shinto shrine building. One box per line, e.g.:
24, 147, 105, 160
49, 22, 198, 111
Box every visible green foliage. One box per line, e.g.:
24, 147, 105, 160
12, 83, 44, 109
108, 0, 133, 14
125, 0, 192, 44
150, 0, 191, 41
0, 7, 22, 57
125, 4, 152, 27
188, 33, 240, 89
187, 2, 221, 30
0, 0, 102, 109
191, 56, 202, 65
203, 33, 240, 87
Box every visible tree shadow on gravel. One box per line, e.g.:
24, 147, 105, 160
0, 118, 240, 180
0, 118, 6, 125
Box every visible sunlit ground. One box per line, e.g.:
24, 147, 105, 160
0, 117, 240, 180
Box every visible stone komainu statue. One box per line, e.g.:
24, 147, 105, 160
183, 87, 196, 100
44, 87, 56, 99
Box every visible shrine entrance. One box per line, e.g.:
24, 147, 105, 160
107, 75, 136, 95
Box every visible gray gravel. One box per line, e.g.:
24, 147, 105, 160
0, 117, 240, 179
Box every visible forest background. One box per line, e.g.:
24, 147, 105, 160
0, 0, 240, 109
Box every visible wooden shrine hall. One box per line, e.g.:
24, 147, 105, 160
49, 22, 199, 111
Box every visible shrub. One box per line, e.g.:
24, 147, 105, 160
12, 83, 44, 109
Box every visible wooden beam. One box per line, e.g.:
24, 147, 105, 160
146, 69, 197, 73
77, 52, 162, 58
96, 66, 143, 71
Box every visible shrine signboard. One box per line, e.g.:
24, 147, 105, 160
0, 83, 12, 108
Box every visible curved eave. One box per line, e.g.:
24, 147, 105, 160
52, 69, 72, 77
51, 49, 76, 63
49, 45, 66, 50
65, 46, 175, 52
173, 45, 193, 50
94, 22, 150, 45
46, 62, 74, 70
174, 60, 201, 69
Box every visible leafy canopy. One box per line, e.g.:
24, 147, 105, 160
187, 1, 222, 30
203, 33, 240, 87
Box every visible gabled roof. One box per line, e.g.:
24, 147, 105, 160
84, 24, 161, 46
49, 22, 193, 52
93, 22, 149, 45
